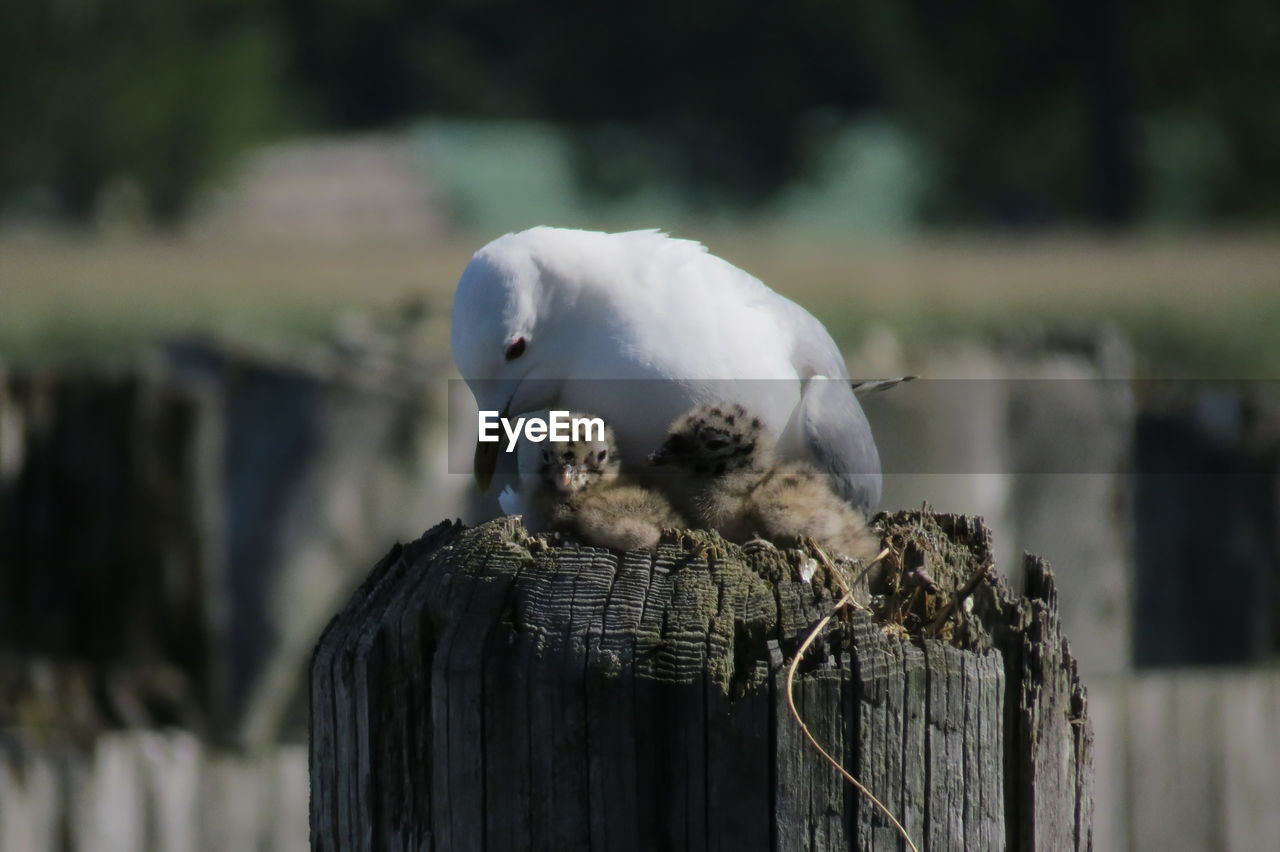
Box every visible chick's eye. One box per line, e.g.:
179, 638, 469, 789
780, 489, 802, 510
596, 449, 608, 462
504, 337, 527, 361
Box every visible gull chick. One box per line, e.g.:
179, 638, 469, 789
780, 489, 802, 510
649, 403, 880, 562
511, 412, 684, 552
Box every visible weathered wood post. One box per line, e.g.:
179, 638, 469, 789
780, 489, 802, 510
310, 511, 1092, 851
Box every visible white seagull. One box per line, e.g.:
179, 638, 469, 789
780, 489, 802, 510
450, 226, 882, 512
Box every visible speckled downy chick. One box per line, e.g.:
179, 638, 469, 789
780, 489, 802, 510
648, 403, 880, 562
513, 412, 684, 551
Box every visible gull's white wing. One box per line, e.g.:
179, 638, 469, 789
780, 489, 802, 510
796, 376, 882, 513
646, 246, 882, 512
779, 299, 882, 513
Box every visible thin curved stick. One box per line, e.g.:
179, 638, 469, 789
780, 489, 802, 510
807, 541, 884, 607
785, 550, 920, 852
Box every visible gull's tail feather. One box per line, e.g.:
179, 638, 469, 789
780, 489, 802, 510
850, 376, 917, 396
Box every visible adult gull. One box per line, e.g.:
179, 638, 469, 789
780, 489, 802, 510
450, 226, 882, 512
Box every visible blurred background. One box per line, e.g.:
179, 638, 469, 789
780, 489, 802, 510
2, 1, 1278, 850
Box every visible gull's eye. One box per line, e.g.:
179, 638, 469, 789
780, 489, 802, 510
504, 337, 527, 361
596, 449, 608, 462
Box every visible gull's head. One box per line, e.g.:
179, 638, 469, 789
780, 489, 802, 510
452, 233, 555, 407
516, 412, 621, 497
649, 402, 768, 476
452, 229, 591, 489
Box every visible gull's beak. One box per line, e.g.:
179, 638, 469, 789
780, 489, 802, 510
556, 465, 575, 492
473, 402, 509, 493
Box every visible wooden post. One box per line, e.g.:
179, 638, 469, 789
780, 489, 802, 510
0, 340, 460, 748
309, 511, 1092, 851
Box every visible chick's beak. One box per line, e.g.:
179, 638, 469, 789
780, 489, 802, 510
557, 465, 575, 491
647, 447, 670, 466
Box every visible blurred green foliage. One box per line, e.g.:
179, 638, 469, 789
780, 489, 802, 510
3, 0, 1278, 226
1, 0, 284, 223
409, 119, 926, 235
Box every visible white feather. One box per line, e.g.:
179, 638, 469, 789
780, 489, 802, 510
497, 485, 522, 517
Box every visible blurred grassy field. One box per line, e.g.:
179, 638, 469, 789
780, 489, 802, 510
2, 231, 1279, 376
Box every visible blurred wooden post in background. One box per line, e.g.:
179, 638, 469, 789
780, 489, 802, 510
0, 335, 455, 749
0, 335, 455, 851
310, 512, 1093, 851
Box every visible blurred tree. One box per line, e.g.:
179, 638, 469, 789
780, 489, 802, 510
273, 0, 1280, 224
2, 0, 1278, 226
854, 0, 1134, 225
272, 0, 881, 210
1, 0, 284, 224
857, 0, 1280, 226
1129, 0, 1280, 222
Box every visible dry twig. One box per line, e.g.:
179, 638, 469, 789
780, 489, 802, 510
924, 561, 995, 636
784, 548, 920, 852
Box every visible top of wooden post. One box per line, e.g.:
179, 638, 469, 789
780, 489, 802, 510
312, 510, 1092, 850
